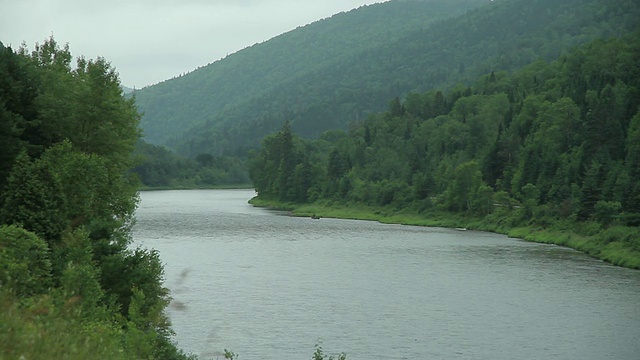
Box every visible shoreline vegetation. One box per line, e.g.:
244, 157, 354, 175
0, 38, 195, 359
138, 184, 254, 191
249, 197, 640, 270
246, 34, 640, 274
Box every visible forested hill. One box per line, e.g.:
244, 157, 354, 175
135, 0, 639, 158
249, 32, 640, 268
133, 0, 488, 151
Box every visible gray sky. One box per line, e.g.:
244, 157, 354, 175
1, 0, 387, 88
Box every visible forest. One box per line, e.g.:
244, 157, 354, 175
0, 39, 194, 359
248, 33, 640, 269
132, 140, 250, 189
134, 0, 639, 159
132, 0, 640, 190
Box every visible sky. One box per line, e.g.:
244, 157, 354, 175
1, 0, 387, 88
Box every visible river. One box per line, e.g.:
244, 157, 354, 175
132, 189, 640, 359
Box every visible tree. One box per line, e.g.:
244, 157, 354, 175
521, 183, 541, 219
445, 161, 483, 212
246, 31, 640, 269
0, 225, 52, 297
0, 43, 39, 190
56, 228, 105, 316
0, 152, 67, 242
0, 37, 192, 360
389, 96, 404, 117
195, 153, 215, 167
71, 56, 141, 167
41, 141, 138, 249
594, 201, 621, 226
578, 160, 603, 220
473, 184, 495, 215
624, 110, 640, 211
326, 148, 352, 197
290, 160, 313, 202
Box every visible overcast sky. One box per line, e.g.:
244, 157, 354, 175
1, 0, 387, 88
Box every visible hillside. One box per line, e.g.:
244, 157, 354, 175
248, 32, 640, 268
135, 0, 640, 157
134, 0, 487, 151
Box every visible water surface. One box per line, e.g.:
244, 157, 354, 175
133, 189, 640, 359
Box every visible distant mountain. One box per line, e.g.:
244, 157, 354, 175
134, 0, 640, 157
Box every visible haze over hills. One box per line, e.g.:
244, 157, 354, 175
134, 0, 640, 157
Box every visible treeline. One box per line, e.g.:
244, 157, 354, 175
132, 140, 249, 188
0, 38, 192, 358
249, 33, 640, 267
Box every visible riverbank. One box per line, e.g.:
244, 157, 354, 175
249, 197, 640, 270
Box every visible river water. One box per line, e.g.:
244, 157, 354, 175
132, 189, 640, 360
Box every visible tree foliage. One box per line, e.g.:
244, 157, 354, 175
0, 37, 191, 359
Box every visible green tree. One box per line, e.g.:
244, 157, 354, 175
389, 96, 404, 117
0, 152, 67, 241
623, 110, 640, 218
473, 184, 495, 216
38, 141, 139, 255
521, 183, 541, 220
446, 161, 483, 212
578, 160, 603, 220
0, 225, 52, 297
594, 200, 622, 226
0, 37, 192, 360
0, 43, 38, 190
71, 56, 141, 167
56, 228, 105, 316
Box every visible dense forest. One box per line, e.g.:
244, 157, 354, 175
248, 33, 640, 269
132, 140, 249, 188
0, 38, 194, 358
134, 0, 639, 160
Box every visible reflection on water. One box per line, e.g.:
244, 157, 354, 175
133, 189, 640, 360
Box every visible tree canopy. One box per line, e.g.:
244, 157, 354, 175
0, 37, 192, 359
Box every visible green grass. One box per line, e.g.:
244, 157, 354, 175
248, 197, 298, 211
600, 242, 640, 269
